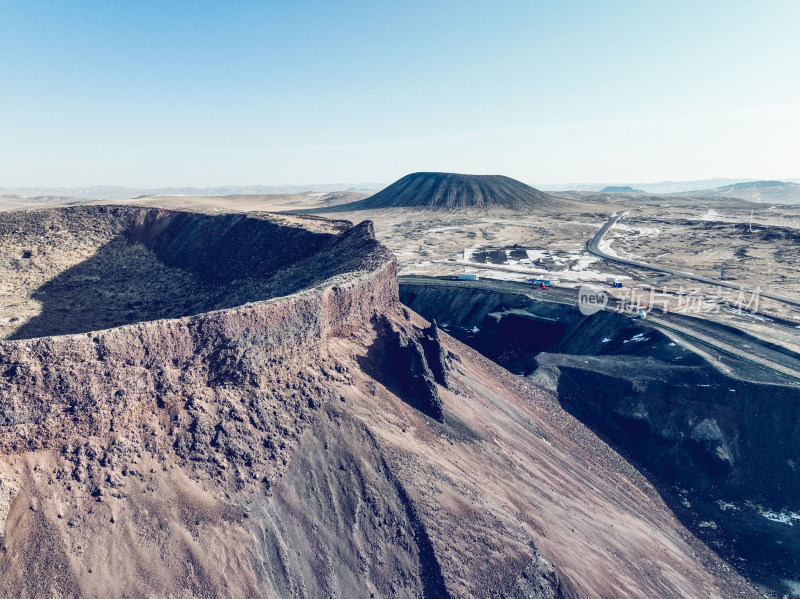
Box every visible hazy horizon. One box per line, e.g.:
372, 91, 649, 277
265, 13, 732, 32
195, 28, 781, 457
4, 176, 800, 201
2, 1, 798, 187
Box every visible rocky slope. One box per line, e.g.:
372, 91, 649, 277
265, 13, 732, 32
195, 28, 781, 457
0, 206, 759, 598
401, 282, 800, 596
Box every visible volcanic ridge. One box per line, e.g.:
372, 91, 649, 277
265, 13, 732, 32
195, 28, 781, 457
0, 205, 759, 598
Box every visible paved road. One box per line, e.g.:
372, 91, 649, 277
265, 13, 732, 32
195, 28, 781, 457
586, 212, 800, 309
399, 275, 577, 306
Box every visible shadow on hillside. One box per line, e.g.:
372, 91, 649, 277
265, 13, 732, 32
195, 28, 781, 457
8, 237, 216, 340
7, 213, 379, 340
8, 229, 359, 340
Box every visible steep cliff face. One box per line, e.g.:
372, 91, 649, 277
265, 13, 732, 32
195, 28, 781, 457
400, 283, 800, 505
0, 207, 758, 598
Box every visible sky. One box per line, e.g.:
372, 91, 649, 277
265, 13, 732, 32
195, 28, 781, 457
1, 0, 798, 187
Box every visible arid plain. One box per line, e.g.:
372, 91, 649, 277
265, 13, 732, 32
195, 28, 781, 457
1, 175, 799, 597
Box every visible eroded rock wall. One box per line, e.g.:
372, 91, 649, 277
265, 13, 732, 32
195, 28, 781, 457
0, 258, 398, 491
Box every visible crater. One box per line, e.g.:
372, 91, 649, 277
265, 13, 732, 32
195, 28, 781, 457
0, 205, 379, 340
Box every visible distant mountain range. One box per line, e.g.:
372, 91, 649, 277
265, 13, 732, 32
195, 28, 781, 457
714, 180, 795, 191
3, 177, 799, 204
539, 178, 800, 194
0, 183, 385, 200
672, 180, 800, 204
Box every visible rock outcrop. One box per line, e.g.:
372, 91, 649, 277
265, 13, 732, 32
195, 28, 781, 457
420, 321, 451, 389
356, 315, 448, 422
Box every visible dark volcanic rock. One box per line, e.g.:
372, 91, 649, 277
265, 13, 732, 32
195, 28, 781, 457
321, 172, 568, 212
687, 418, 735, 475
420, 321, 451, 389
400, 282, 800, 506
400, 281, 800, 595
361, 316, 446, 422
404, 337, 444, 422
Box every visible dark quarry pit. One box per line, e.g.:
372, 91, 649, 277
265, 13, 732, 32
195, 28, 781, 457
401, 282, 800, 597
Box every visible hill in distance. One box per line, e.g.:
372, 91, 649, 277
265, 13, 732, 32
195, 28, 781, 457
675, 180, 800, 204
599, 185, 645, 193
314, 172, 568, 212
539, 178, 760, 194
716, 180, 795, 191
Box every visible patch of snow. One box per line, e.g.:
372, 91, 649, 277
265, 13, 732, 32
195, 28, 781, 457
597, 237, 619, 257
570, 254, 600, 271
635, 227, 661, 236
601, 338, 612, 343
431, 226, 460, 233
781, 578, 800, 597
623, 333, 649, 344
613, 222, 659, 236
471, 326, 479, 333
443, 254, 631, 284
724, 308, 772, 322
760, 509, 800, 526
525, 249, 547, 261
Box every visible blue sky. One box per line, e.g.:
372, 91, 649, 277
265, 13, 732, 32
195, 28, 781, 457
1, 0, 798, 186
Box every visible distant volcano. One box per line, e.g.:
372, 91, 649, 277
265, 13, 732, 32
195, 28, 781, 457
599, 185, 645, 194
323, 172, 567, 211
